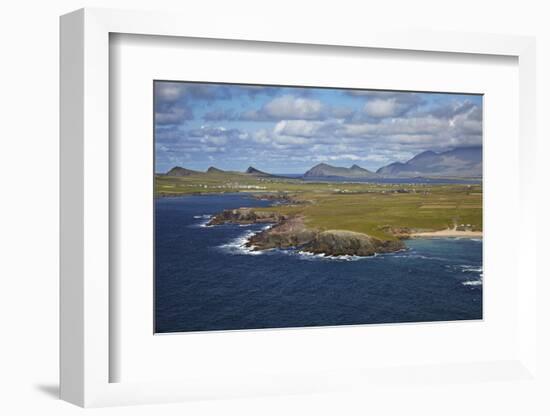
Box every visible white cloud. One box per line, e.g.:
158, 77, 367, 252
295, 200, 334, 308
363, 99, 401, 118
155, 83, 184, 102
252, 129, 271, 144
154, 83, 483, 173
155, 106, 193, 125
274, 120, 323, 137
243, 95, 326, 121
201, 136, 227, 146
264, 95, 323, 119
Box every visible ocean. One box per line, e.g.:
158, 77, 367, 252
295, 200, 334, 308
155, 193, 482, 333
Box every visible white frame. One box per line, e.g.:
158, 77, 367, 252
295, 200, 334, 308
60, 7, 537, 407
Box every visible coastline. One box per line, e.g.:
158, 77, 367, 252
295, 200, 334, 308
411, 228, 482, 238
207, 207, 406, 257
175, 192, 483, 255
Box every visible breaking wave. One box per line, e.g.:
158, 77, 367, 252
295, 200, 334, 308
389, 253, 448, 261
217, 224, 274, 255
218, 230, 263, 255
189, 214, 213, 228
295, 251, 377, 262
457, 264, 483, 287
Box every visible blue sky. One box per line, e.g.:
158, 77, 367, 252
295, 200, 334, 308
154, 81, 482, 174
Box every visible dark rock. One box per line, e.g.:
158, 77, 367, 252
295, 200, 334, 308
247, 217, 316, 250
207, 208, 285, 226
303, 230, 404, 257
208, 209, 405, 257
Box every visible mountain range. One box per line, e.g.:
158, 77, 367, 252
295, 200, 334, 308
304, 147, 481, 179
165, 165, 284, 178
303, 163, 378, 178
375, 146, 481, 178
164, 146, 482, 179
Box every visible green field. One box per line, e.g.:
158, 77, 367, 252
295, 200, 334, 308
156, 172, 482, 240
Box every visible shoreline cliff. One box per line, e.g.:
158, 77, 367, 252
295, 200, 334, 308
207, 207, 405, 257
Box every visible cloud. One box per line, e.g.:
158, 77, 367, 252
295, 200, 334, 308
238, 85, 279, 98
363, 98, 409, 118
260, 101, 482, 155
203, 109, 237, 121
154, 82, 483, 173
428, 99, 477, 119
187, 125, 249, 145
330, 106, 355, 119
356, 92, 424, 119
242, 95, 326, 121
156, 82, 277, 125
155, 106, 193, 125
155, 83, 185, 103
155, 82, 233, 103
155, 82, 277, 105
274, 120, 325, 137
265, 95, 323, 119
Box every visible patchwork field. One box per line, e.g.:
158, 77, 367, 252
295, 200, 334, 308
156, 172, 482, 241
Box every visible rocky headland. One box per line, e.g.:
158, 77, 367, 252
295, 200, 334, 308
207, 207, 287, 225
207, 207, 405, 256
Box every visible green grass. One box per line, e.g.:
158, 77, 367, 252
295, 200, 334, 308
156, 172, 482, 240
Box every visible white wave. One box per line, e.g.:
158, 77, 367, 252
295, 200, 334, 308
470, 238, 482, 242
218, 230, 263, 255
295, 250, 376, 262
188, 214, 214, 228
462, 279, 483, 286
457, 264, 483, 286
459, 265, 483, 273
189, 219, 213, 228
390, 253, 447, 261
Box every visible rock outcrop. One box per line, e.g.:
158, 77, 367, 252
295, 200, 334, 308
247, 217, 317, 250
303, 230, 404, 256
207, 208, 286, 226
208, 208, 405, 256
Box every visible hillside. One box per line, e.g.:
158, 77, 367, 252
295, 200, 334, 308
165, 166, 201, 176
303, 163, 378, 179
376, 146, 482, 178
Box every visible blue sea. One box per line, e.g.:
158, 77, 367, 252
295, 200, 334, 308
155, 194, 483, 333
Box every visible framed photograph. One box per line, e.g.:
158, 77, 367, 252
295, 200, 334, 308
153, 80, 484, 334
60, 8, 538, 407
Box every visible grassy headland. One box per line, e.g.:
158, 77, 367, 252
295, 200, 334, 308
156, 171, 482, 242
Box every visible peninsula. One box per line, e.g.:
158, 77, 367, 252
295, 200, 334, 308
156, 152, 483, 257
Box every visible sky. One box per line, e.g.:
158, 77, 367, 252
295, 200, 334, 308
154, 81, 483, 174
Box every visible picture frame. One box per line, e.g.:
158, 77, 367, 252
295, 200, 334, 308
60, 7, 538, 407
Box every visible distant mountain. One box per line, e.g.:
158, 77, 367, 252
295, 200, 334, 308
303, 163, 378, 179
245, 166, 275, 177
165, 166, 201, 176
206, 166, 225, 174
376, 146, 482, 178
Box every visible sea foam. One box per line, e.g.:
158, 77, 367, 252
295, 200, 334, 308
188, 214, 213, 228
218, 230, 263, 255
295, 250, 376, 262
462, 279, 483, 286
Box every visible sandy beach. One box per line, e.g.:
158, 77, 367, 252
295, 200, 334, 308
411, 228, 482, 238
